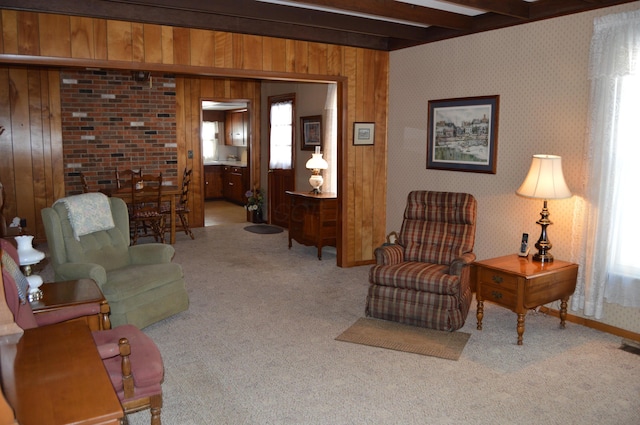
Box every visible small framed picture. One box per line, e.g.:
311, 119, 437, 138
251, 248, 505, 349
353, 122, 375, 145
301, 115, 322, 151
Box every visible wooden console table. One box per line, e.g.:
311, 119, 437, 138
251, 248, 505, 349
286, 191, 337, 260
472, 254, 578, 345
0, 321, 123, 425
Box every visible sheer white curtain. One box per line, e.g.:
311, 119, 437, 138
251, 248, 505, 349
269, 100, 293, 169
322, 84, 338, 194
571, 9, 640, 318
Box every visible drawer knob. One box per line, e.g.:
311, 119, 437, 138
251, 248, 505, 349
492, 275, 503, 284
491, 290, 503, 299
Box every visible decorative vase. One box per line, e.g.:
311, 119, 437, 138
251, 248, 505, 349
247, 207, 263, 223
252, 208, 264, 223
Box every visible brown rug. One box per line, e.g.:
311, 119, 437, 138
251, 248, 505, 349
335, 318, 471, 361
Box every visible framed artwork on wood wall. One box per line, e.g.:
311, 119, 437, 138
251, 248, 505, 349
427, 95, 499, 173
353, 122, 375, 145
301, 115, 322, 151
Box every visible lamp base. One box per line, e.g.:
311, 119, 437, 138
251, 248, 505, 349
26, 274, 44, 302
533, 252, 554, 263
533, 200, 554, 263
28, 289, 43, 302
309, 173, 323, 194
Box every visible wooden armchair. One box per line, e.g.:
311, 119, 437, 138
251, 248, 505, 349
366, 191, 477, 331
93, 325, 164, 425
1, 239, 164, 425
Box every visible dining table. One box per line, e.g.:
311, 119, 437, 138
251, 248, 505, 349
107, 185, 181, 244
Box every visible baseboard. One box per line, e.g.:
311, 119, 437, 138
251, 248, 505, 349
539, 306, 640, 343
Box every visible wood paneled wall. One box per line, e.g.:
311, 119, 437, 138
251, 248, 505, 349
0, 67, 63, 239
0, 10, 388, 267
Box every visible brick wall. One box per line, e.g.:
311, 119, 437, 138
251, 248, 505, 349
60, 69, 178, 195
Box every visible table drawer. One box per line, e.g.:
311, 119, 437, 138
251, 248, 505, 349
478, 268, 518, 292
479, 282, 518, 307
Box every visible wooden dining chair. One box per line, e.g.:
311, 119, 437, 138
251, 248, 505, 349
115, 168, 142, 190
130, 173, 165, 245
162, 168, 194, 240
79, 172, 90, 193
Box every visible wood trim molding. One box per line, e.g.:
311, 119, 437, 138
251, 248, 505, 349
539, 306, 640, 343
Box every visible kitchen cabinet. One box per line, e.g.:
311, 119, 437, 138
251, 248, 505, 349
223, 166, 248, 205
204, 165, 223, 199
225, 110, 248, 147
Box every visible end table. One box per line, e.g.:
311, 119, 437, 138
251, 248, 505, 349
472, 254, 578, 345
30, 278, 111, 331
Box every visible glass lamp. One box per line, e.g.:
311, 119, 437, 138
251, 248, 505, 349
14, 235, 46, 301
516, 154, 572, 262
306, 146, 329, 194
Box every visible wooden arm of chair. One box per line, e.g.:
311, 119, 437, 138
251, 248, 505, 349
118, 337, 134, 398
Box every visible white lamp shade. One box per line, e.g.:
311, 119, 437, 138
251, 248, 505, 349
306, 153, 328, 170
516, 154, 572, 200
14, 235, 45, 266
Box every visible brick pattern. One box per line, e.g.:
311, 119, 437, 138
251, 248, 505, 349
60, 69, 178, 195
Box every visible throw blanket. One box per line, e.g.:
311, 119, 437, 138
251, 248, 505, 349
54, 192, 115, 241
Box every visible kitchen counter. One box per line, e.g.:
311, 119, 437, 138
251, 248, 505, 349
204, 160, 247, 167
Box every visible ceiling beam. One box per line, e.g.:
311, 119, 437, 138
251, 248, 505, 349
1, 0, 638, 52
389, 0, 638, 49
9, 0, 439, 44
286, 0, 474, 29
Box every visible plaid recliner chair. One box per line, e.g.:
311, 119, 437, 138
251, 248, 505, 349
366, 191, 477, 331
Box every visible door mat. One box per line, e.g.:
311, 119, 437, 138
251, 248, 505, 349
244, 224, 284, 234
336, 317, 471, 361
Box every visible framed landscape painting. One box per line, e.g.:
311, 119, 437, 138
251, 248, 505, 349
427, 95, 499, 173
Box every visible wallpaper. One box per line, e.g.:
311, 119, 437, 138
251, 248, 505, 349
387, 2, 640, 333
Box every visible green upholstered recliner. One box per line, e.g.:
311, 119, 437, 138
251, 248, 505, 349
41, 196, 189, 329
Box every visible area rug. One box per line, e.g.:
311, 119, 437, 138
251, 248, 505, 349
244, 224, 284, 234
335, 317, 471, 361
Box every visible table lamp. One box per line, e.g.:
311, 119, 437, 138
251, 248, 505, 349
306, 146, 328, 194
516, 154, 572, 262
15, 235, 46, 301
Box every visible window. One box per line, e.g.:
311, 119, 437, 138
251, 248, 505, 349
605, 74, 640, 289
201, 121, 219, 163
572, 9, 640, 316
269, 97, 294, 169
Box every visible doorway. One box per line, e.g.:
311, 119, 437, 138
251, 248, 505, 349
201, 99, 250, 227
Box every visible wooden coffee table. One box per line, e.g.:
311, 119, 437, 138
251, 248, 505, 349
30, 278, 111, 331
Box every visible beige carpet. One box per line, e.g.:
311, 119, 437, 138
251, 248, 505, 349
36, 224, 640, 424
336, 317, 471, 360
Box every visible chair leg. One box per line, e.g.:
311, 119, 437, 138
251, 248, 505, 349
131, 222, 139, 245
150, 394, 163, 425
178, 212, 194, 240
